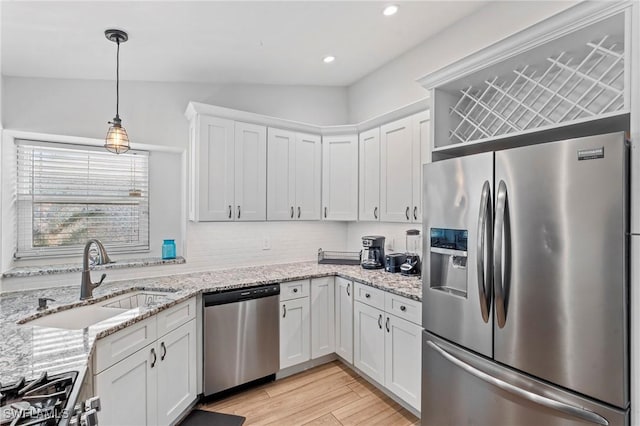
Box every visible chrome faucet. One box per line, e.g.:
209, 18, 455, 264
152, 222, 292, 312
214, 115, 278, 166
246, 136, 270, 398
80, 239, 113, 300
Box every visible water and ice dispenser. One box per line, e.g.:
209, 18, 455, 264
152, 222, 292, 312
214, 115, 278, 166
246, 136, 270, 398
429, 228, 468, 297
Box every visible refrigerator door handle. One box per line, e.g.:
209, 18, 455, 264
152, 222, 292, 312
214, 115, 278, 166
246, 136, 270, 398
493, 180, 508, 328
476, 180, 492, 323
426, 341, 610, 426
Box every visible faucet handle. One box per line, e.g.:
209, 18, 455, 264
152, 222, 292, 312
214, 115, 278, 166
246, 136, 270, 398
38, 298, 55, 310
95, 273, 107, 286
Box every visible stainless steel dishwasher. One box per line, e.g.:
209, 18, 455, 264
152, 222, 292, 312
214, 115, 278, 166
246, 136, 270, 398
203, 284, 280, 396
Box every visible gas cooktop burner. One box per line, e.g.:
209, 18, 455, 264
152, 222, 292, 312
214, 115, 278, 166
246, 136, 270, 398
0, 371, 77, 426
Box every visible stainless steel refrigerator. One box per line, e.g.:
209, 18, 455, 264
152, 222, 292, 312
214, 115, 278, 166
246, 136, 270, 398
421, 132, 629, 426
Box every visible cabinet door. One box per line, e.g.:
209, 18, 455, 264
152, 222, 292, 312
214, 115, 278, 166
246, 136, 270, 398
294, 132, 322, 220
279, 297, 311, 369
335, 277, 354, 363
322, 135, 358, 221
411, 111, 430, 223
311, 277, 335, 359
384, 314, 422, 411
95, 343, 158, 426
380, 117, 413, 222
196, 116, 235, 221
157, 320, 197, 426
234, 122, 267, 221
354, 301, 385, 385
359, 128, 381, 221
267, 128, 296, 220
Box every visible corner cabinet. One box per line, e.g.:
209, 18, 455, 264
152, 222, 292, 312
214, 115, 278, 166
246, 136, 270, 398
267, 128, 322, 221
311, 277, 335, 359
94, 298, 198, 426
188, 115, 266, 221
380, 113, 429, 223
322, 134, 358, 221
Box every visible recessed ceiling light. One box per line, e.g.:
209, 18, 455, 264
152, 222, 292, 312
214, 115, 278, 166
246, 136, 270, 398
323, 56, 335, 64
383, 5, 398, 16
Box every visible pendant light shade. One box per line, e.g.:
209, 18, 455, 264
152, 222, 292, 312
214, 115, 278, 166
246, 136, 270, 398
104, 29, 130, 154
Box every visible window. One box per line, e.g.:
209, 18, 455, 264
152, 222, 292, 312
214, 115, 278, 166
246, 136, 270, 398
16, 140, 149, 258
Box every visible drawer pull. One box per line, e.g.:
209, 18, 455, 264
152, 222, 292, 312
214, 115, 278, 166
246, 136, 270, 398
293, 288, 298, 293
378, 314, 383, 329
386, 316, 390, 332
282, 305, 287, 318
365, 293, 371, 299
400, 305, 407, 312
347, 283, 350, 296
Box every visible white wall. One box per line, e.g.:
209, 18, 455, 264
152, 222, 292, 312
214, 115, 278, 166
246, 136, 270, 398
346, 222, 421, 255
3, 77, 349, 149
347, 1, 577, 122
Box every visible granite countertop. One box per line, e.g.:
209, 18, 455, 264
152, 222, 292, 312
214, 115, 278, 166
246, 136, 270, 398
0, 261, 422, 384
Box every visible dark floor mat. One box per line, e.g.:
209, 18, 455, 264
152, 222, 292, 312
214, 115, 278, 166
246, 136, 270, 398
179, 409, 246, 426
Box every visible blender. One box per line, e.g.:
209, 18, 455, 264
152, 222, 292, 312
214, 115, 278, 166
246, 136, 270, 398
400, 229, 421, 276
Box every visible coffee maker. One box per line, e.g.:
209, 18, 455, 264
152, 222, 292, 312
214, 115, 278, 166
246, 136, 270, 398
361, 236, 385, 269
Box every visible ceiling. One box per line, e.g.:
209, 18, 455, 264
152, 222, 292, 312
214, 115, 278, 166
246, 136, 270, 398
1, 1, 487, 86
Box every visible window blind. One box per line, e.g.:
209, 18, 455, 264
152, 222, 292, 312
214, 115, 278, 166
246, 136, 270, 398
16, 140, 150, 258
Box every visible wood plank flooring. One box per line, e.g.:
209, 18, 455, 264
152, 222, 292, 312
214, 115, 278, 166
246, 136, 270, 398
199, 361, 419, 426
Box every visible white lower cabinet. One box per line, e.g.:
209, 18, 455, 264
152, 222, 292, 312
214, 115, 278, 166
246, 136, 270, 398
353, 284, 422, 411
335, 277, 354, 363
311, 277, 335, 359
156, 320, 198, 425
279, 296, 311, 369
384, 314, 422, 411
94, 298, 197, 426
354, 301, 386, 385
95, 341, 158, 426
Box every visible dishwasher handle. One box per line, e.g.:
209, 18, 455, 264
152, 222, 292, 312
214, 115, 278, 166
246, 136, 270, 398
204, 284, 280, 307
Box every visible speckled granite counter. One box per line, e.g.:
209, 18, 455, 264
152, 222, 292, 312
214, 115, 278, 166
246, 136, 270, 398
0, 261, 421, 385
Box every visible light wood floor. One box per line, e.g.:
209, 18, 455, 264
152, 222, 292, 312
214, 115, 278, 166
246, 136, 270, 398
199, 361, 419, 426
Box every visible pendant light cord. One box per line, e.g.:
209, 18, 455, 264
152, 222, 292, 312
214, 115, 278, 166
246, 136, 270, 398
116, 38, 120, 119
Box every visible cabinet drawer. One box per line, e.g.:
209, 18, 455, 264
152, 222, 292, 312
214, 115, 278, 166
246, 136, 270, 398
385, 292, 422, 326
95, 316, 157, 374
354, 283, 385, 310
157, 297, 196, 337
280, 280, 310, 301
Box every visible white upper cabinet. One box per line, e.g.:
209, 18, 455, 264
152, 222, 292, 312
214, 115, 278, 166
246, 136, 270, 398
380, 113, 429, 223
411, 111, 431, 223
234, 122, 267, 221
267, 128, 296, 220
322, 135, 358, 221
189, 115, 266, 221
359, 128, 381, 221
295, 133, 322, 220
192, 116, 235, 221
267, 128, 321, 220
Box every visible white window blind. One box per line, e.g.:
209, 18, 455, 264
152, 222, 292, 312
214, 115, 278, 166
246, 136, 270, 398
16, 140, 149, 258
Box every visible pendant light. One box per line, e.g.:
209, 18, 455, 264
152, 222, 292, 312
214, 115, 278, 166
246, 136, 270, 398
104, 29, 130, 154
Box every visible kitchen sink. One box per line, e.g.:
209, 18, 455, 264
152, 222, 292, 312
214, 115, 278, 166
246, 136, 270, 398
26, 289, 177, 330
102, 291, 174, 309
28, 304, 129, 330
